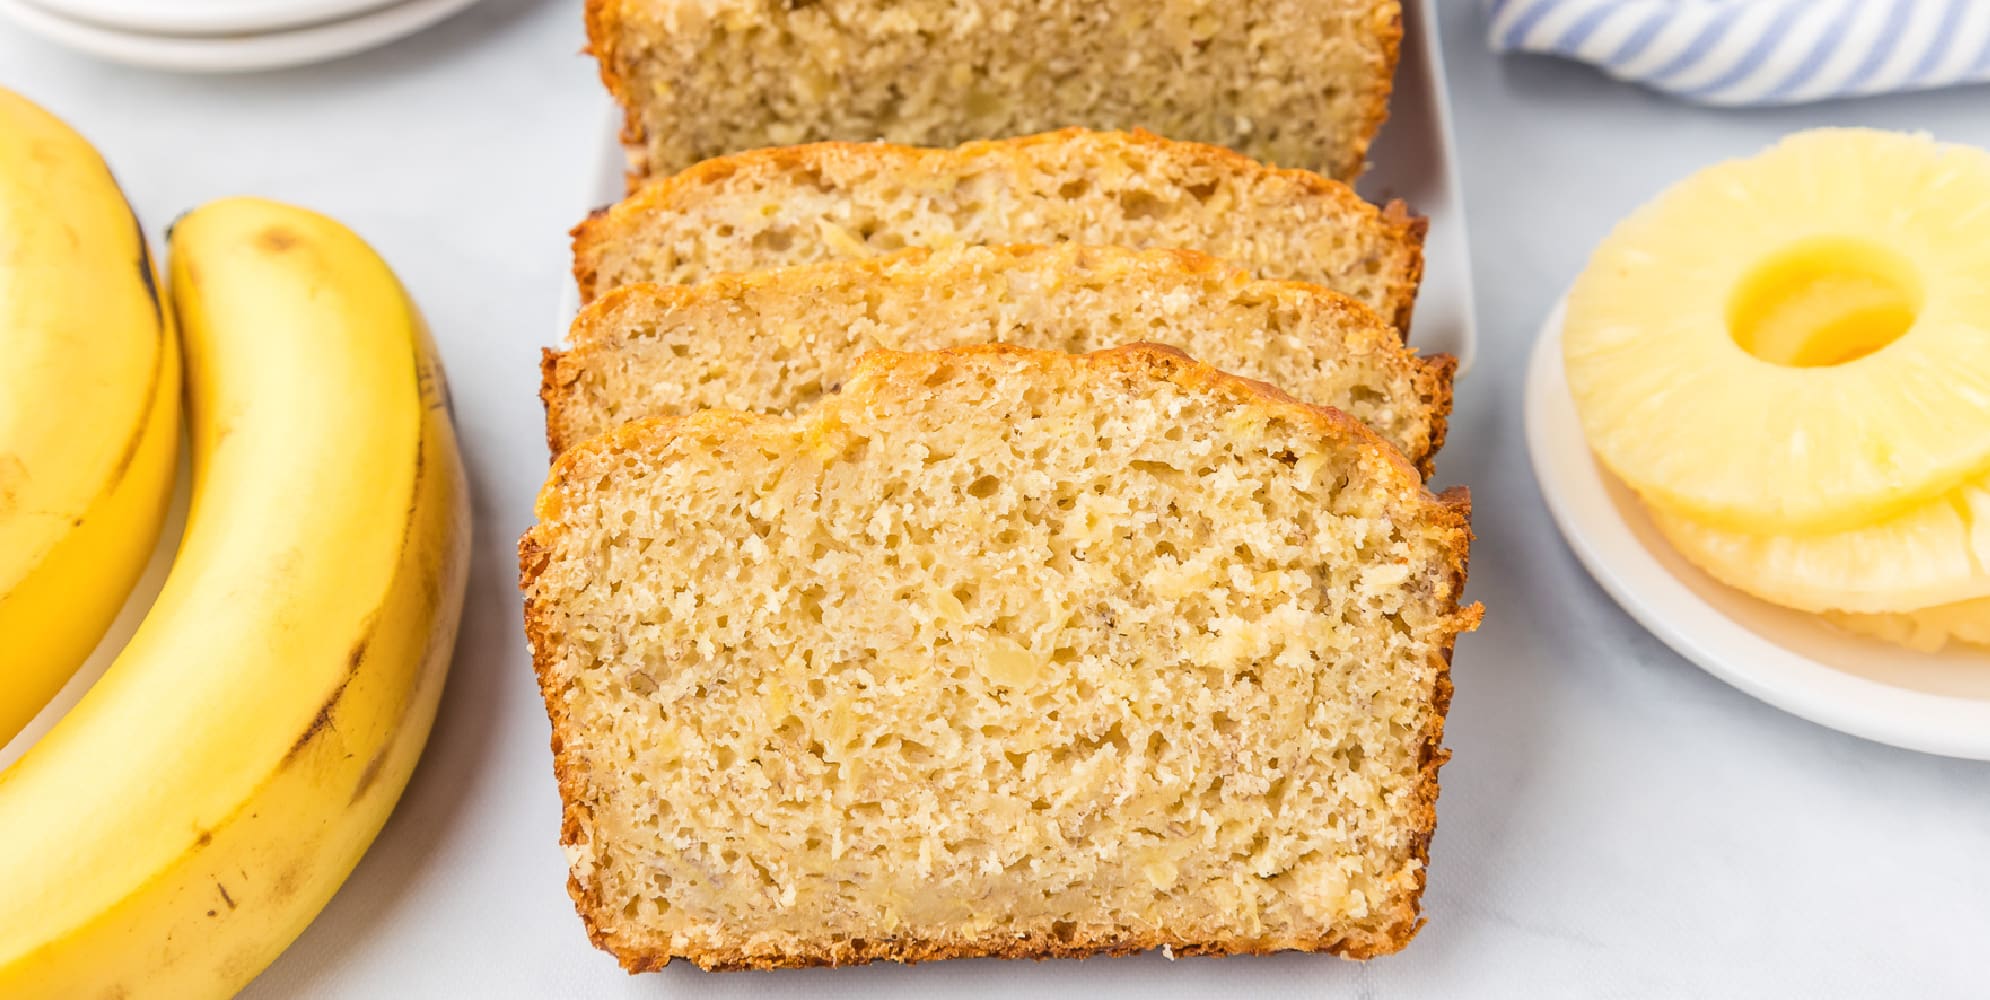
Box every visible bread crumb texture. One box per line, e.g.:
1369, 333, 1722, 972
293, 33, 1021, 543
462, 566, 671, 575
571, 128, 1426, 332
521, 344, 1476, 971
544, 244, 1454, 471
586, 0, 1400, 181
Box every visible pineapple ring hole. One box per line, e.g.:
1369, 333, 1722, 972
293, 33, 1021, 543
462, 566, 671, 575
1727, 236, 1922, 368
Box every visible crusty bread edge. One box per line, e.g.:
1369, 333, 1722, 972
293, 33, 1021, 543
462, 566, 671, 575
538, 345, 573, 457
581, 0, 644, 183
519, 342, 1478, 972
1380, 199, 1429, 335
568, 128, 1428, 331
1418, 351, 1457, 474
1343, 0, 1405, 182
546, 243, 1451, 470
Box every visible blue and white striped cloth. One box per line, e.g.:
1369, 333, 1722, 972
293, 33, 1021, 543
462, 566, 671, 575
1486, 0, 1990, 105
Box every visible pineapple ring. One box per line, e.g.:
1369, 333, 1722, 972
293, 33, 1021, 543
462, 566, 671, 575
1826, 597, 1990, 653
1650, 475, 1990, 615
1565, 129, 1990, 535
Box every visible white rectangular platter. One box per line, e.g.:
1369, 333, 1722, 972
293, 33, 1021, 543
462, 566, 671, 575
122, 1, 1460, 995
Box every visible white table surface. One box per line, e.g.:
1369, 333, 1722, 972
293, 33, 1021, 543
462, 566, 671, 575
3, 2, 1988, 996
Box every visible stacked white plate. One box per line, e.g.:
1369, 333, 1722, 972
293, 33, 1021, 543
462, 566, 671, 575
0, 0, 483, 72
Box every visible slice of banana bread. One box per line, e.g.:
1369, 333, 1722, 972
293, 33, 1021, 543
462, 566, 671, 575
585, 0, 1401, 182
543, 244, 1454, 473
571, 129, 1426, 333
520, 343, 1478, 972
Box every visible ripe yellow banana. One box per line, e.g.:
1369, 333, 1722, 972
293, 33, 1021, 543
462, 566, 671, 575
0, 197, 470, 997
0, 87, 180, 746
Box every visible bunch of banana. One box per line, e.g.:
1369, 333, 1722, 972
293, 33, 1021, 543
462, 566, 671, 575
0, 91, 472, 999
0, 89, 180, 746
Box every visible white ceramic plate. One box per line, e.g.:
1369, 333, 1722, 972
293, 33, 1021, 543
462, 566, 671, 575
0, 0, 481, 73
1525, 298, 1990, 760
19, 0, 403, 36
558, 0, 1477, 374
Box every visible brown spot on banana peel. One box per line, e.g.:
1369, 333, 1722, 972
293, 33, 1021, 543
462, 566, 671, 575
269, 862, 304, 904
400, 438, 426, 549
216, 882, 236, 910
256, 226, 300, 253
351, 747, 390, 804
0, 455, 20, 516
281, 636, 368, 766
277, 419, 429, 766
412, 327, 454, 417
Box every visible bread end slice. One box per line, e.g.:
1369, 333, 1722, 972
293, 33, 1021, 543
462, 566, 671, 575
584, 0, 1403, 183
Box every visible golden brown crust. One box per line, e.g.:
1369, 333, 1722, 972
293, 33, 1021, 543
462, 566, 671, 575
536, 342, 1421, 511
520, 343, 1477, 972
1390, 484, 1476, 955
516, 529, 606, 969
537, 347, 563, 456
603, 922, 1387, 973
548, 243, 1453, 471
568, 128, 1428, 333
1418, 352, 1458, 470
581, 0, 642, 181
1338, 0, 1404, 182
1380, 200, 1429, 334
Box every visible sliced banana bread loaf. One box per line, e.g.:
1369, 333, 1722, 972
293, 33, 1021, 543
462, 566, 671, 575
520, 343, 1478, 971
585, 0, 1401, 181
544, 244, 1453, 473
572, 129, 1426, 333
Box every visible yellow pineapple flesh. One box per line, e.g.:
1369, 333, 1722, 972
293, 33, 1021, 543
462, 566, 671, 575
1650, 476, 1990, 615
1565, 128, 1990, 536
